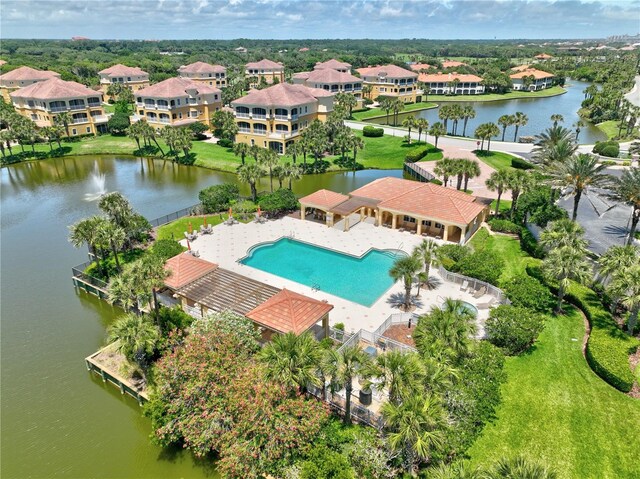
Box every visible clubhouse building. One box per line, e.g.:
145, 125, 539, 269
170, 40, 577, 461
509, 67, 555, 91
356, 64, 418, 103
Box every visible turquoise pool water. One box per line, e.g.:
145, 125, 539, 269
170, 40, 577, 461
240, 238, 404, 306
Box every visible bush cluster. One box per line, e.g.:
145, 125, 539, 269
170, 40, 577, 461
258, 188, 299, 215
362, 126, 384, 137
217, 138, 234, 148
486, 305, 546, 355
451, 249, 504, 286
405, 146, 430, 163
488, 218, 521, 234
198, 183, 239, 213
151, 239, 186, 261
511, 157, 534, 170
519, 228, 545, 259
504, 274, 555, 313
593, 140, 620, 158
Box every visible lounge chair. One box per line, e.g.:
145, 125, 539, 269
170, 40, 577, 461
473, 286, 487, 299
460, 280, 469, 292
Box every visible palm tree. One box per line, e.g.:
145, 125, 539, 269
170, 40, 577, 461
429, 122, 446, 149
512, 112, 528, 142
434, 158, 455, 187
96, 220, 126, 272
414, 239, 439, 279
108, 313, 160, 377
543, 245, 591, 313
416, 118, 429, 143
259, 148, 279, 192
349, 135, 365, 170
534, 125, 575, 152
362, 85, 373, 101
439, 104, 452, 133
598, 245, 639, 283
233, 141, 250, 165
134, 254, 168, 318
325, 344, 370, 423
379, 97, 393, 125
462, 159, 481, 192
392, 98, 405, 126
54, 112, 72, 138
282, 162, 302, 190
427, 461, 483, 479
286, 141, 301, 164
68, 216, 103, 264
608, 264, 640, 334
0, 130, 14, 157
507, 169, 531, 219
258, 331, 321, 394
498, 114, 514, 142
539, 219, 588, 251
461, 105, 476, 137
607, 167, 640, 244
402, 116, 417, 143
546, 153, 610, 221
389, 254, 422, 310
485, 456, 558, 479
550, 114, 564, 127
486, 169, 511, 215
107, 273, 137, 310
381, 393, 446, 475
573, 119, 586, 142
237, 163, 264, 201
536, 138, 578, 166
335, 92, 357, 118
366, 350, 425, 405
249, 144, 261, 163
451, 159, 466, 190
485, 122, 500, 151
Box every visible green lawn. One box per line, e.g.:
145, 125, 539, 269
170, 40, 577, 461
425, 86, 566, 103
596, 120, 639, 142
352, 101, 437, 121
474, 150, 519, 171
466, 230, 640, 478
156, 215, 232, 240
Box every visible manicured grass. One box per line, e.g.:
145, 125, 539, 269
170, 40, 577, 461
489, 199, 513, 215
596, 120, 639, 142
425, 85, 566, 103
103, 103, 116, 114
474, 150, 519, 171
156, 215, 230, 240
352, 101, 437, 121
467, 305, 640, 478
466, 229, 640, 478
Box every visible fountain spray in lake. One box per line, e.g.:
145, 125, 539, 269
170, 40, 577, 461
84, 164, 107, 201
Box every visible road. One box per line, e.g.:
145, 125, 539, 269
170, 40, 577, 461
625, 75, 640, 108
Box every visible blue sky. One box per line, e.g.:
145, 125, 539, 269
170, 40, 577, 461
1, 0, 638, 40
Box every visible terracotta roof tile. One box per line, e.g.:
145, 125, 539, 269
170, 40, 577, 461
303, 69, 361, 84
245, 59, 284, 70
0, 66, 60, 82
441, 60, 467, 68
534, 54, 553, 59
246, 288, 333, 334
410, 63, 434, 71
292, 71, 311, 80
418, 72, 483, 83
99, 64, 148, 77
136, 77, 221, 98
178, 61, 226, 74
314, 59, 352, 70
511, 64, 533, 72
509, 68, 554, 80
356, 64, 417, 79
231, 83, 332, 107
10, 78, 101, 100
164, 253, 218, 290
299, 189, 349, 209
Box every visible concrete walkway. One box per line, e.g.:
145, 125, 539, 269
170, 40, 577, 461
624, 75, 640, 108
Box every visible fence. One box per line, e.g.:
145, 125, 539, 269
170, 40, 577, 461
438, 265, 508, 303
148, 203, 201, 228
373, 312, 419, 338
71, 259, 109, 297
307, 385, 385, 430
403, 161, 435, 183
338, 327, 417, 354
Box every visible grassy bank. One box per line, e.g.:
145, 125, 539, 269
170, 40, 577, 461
352, 101, 437, 121
425, 86, 566, 103
474, 150, 521, 171
466, 230, 640, 478
596, 120, 640, 142
156, 215, 234, 240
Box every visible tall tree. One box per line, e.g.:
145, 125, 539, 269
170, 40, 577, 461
607, 167, 640, 245
512, 112, 528, 142
366, 351, 425, 406
108, 313, 160, 379
462, 159, 481, 192
325, 344, 370, 424
389, 254, 422, 310
498, 114, 514, 142
486, 169, 511, 215
233, 141, 250, 165
461, 105, 476, 137
259, 147, 279, 192
542, 245, 591, 313
54, 112, 72, 138
237, 163, 264, 201
429, 122, 446, 149
402, 115, 417, 144
539, 218, 588, 251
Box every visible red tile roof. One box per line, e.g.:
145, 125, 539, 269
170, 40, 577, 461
314, 59, 352, 70
99, 64, 148, 77
0, 66, 60, 82
535, 54, 553, 59
245, 59, 284, 70
231, 83, 332, 107
10, 78, 100, 100
442, 60, 467, 68
303, 69, 361, 84
164, 253, 218, 290
418, 72, 483, 83
178, 61, 226, 74
511, 64, 533, 72
349, 177, 486, 226
410, 63, 434, 71
0, 60, 7, 66
356, 64, 417, 79
509, 68, 554, 80
299, 189, 350, 209
136, 77, 221, 98
246, 288, 333, 334
292, 71, 311, 80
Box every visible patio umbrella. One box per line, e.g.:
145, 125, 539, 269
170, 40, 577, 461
188, 222, 193, 233
186, 239, 191, 251
257, 206, 261, 218
203, 216, 207, 226
228, 207, 233, 219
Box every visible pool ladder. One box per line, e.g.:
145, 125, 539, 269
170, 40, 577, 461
311, 282, 321, 292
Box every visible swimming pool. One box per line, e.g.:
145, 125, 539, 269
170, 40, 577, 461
240, 238, 405, 306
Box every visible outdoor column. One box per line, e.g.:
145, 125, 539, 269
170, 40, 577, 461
344, 217, 349, 232
416, 220, 422, 236
460, 226, 467, 244
322, 315, 329, 339
443, 225, 449, 242
300, 204, 306, 220
360, 208, 365, 222
391, 214, 397, 229
374, 210, 379, 226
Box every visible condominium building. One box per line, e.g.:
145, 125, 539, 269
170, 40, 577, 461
509, 68, 555, 91
134, 77, 222, 128
98, 64, 150, 96
0, 66, 61, 102
231, 83, 334, 154
313, 59, 352, 73
355, 64, 418, 103
291, 68, 363, 100
10, 77, 108, 135
177, 62, 227, 88
245, 59, 285, 88
418, 72, 485, 95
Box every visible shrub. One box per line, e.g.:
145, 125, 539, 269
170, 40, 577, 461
217, 138, 234, 148
299, 446, 354, 479
520, 227, 545, 259
511, 157, 534, 170
151, 239, 186, 261
107, 111, 131, 135
362, 126, 383, 137
198, 183, 239, 213
187, 122, 208, 139
600, 160, 617, 166
593, 140, 620, 158
430, 178, 443, 185
232, 199, 257, 221
157, 306, 194, 335
405, 146, 430, 163
436, 244, 470, 264
488, 218, 521, 234
486, 305, 546, 355
258, 188, 299, 214
504, 274, 555, 312
451, 250, 504, 285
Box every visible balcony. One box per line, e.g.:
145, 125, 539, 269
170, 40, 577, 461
269, 131, 296, 140
69, 104, 87, 111
49, 106, 68, 112
71, 117, 89, 124
274, 115, 288, 121
87, 102, 102, 108
238, 128, 251, 134
236, 112, 250, 118
156, 104, 170, 110
291, 114, 299, 120
252, 114, 267, 120
91, 115, 110, 123
253, 130, 267, 136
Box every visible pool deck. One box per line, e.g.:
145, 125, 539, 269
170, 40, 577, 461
183, 216, 491, 334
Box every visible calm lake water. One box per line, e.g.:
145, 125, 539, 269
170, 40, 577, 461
0, 156, 402, 479
368, 79, 606, 145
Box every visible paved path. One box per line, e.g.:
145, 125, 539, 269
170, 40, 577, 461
625, 75, 640, 107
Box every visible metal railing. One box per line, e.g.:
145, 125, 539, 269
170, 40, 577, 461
338, 328, 417, 354
307, 385, 385, 430
72, 260, 108, 290
148, 203, 201, 228
373, 312, 418, 337
404, 162, 435, 182
438, 265, 508, 303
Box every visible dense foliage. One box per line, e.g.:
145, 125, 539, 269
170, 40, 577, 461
486, 305, 546, 355
487, 218, 521, 234
258, 188, 299, 215
362, 126, 384, 137
198, 183, 240, 213
450, 249, 505, 286
592, 140, 620, 158
503, 274, 555, 313
150, 238, 186, 261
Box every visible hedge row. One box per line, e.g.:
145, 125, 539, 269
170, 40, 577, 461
486, 220, 544, 259
565, 283, 639, 392
511, 157, 534, 170
487, 218, 521, 234
405, 147, 430, 163
362, 126, 384, 137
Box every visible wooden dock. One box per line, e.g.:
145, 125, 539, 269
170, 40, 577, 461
403, 161, 436, 183
72, 260, 110, 299
85, 342, 149, 406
